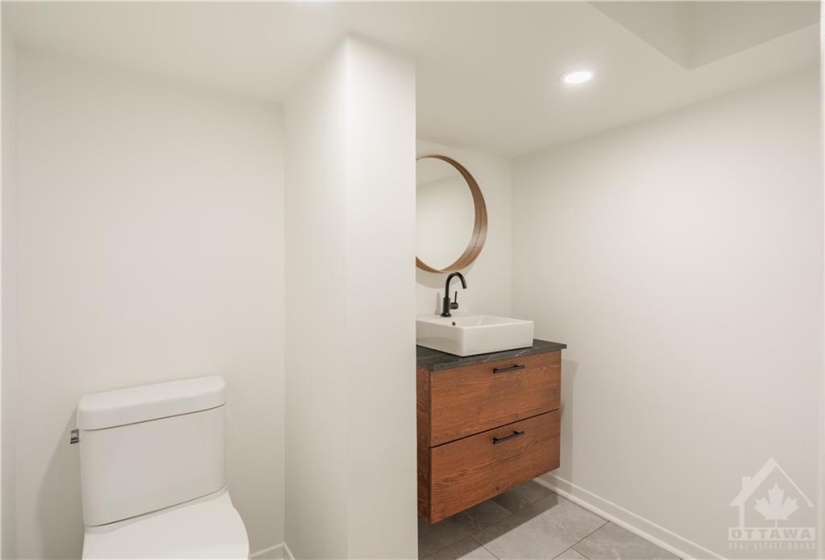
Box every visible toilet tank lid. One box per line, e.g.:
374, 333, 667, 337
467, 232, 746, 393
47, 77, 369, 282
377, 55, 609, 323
77, 376, 226, 430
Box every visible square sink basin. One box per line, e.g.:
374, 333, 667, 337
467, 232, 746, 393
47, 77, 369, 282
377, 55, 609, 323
416, 314, 534, 357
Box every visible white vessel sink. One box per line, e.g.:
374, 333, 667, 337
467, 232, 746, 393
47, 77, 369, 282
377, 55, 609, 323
416, 314, 534, 357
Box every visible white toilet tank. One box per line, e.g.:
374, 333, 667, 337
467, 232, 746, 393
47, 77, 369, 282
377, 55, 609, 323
77, 376, 227, 527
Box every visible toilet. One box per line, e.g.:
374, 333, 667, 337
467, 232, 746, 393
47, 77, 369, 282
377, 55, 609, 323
76, 376, 249, 559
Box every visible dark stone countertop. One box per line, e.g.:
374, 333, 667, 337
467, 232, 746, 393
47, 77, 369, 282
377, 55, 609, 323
416, 339, 567, 372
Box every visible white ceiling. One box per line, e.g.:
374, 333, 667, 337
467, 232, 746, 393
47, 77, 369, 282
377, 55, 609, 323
5, 1, 820, 157
592, 1, 819, 69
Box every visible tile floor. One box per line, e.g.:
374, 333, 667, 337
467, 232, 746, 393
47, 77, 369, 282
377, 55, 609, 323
419, 482, 680, 560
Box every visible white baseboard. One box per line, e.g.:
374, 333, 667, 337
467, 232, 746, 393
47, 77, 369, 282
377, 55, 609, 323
535, 474, 723, 560
250, 542, 294, 560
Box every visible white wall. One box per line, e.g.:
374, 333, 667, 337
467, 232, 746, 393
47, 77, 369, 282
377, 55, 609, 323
285, 36, 417, 559
820, 11, 825, 556
416, 141, 512, 317
513, 70, 822, 558
13, 48, 285, 559
344, 37, 417, 560
1, 13, 17, 560
284, 42, 349, 560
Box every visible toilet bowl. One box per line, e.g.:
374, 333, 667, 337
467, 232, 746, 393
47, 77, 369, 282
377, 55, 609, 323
82, 489, 248, 559
77, 376, 249, 559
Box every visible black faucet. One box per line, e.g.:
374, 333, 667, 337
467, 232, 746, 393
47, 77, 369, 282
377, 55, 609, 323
441, 272, 467, 317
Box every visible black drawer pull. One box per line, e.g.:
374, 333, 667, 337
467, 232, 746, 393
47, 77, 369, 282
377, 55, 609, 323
493, 430, 525, 445
493, 364, 525, 374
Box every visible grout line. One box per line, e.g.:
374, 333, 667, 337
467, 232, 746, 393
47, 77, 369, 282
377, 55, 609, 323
565, 520, 607, 559
419, 540, 448, 560
421, 535, 494, 560
470, 536, 501, 560
572, 548, 592, 560
420, 533, 474, 560
567, 544, 593, 560
552, 546, 588, 560
490, 497, 521, 516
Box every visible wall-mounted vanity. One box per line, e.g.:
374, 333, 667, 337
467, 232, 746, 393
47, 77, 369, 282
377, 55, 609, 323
416, 340, 566, 523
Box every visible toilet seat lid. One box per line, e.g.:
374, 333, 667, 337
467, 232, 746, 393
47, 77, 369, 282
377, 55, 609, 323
83, 491, 248, 559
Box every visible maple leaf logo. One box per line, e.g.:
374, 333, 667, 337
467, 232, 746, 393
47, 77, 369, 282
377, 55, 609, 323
754, 484, 799, 527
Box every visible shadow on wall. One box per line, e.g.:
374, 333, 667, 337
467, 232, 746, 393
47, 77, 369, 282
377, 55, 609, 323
38, 415, 84, 559
560, 359, 578, 482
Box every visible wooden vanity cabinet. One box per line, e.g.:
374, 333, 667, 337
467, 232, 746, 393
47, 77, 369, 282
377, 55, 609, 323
417, 347, 563, 523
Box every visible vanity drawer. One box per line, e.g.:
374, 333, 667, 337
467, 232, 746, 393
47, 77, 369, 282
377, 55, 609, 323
429, 351, 560, 446
429, 410, 560, 522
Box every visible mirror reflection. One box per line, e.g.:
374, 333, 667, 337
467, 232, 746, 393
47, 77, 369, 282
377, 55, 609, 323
416, 157, 476, 271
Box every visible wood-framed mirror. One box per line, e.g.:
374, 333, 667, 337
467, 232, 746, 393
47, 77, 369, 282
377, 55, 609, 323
416, 155, 488, 273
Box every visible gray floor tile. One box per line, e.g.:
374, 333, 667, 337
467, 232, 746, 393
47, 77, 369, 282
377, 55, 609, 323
553, 550, 587, 560
422, 537, 499, 560
492, 481, 555, 513
474, 495, 606, 559
573, 523, 678, 560
419, 500, 512, 558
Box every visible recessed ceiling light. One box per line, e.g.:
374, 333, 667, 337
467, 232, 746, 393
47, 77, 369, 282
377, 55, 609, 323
561, 70, 594, 85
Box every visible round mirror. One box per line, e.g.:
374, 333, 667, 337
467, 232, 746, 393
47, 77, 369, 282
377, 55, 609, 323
416, 155, 487, 273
